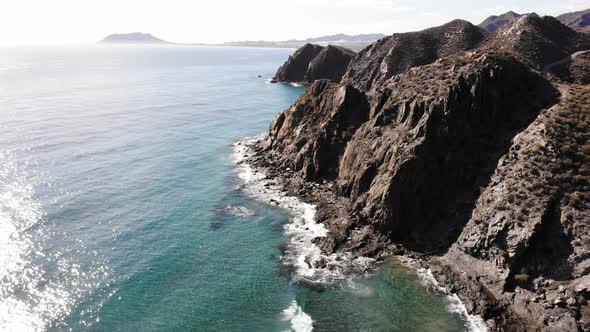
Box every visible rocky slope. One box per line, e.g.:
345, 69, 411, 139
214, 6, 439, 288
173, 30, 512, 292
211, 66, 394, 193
441, 84, 590, 330
488, 15, 590, 70
255, 14, 590, 331
547, 51, 590, 84
271, 44, 355, 84
342, 19, 487, 92
479, 11, 523, 32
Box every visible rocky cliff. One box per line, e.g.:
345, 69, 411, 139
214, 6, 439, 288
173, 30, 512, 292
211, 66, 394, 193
256, 14, 590, 331
271, 43, 355, 84
304, 45, 356, 83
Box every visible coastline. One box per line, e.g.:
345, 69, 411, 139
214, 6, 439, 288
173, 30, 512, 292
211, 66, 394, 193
234, 135, 489, 331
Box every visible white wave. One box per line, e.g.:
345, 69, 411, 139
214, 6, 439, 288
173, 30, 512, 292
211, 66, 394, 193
0, 151, 110, 331
282, 301, 313, 332
217, 204, 256, 217
233, 136, 373, 285
417, 268, 488, 332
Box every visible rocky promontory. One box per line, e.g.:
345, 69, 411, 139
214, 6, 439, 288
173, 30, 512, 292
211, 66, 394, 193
272, 44, 356, 85
254, 13, 590, 331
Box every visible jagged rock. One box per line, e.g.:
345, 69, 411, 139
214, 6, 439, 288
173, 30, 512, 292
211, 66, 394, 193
337, 53, 558, 251
264, 79, 369, 180
304, 45, 356, 83
256, 15, 590, 331
272, 43, 355, 84
272, 43, 324, 83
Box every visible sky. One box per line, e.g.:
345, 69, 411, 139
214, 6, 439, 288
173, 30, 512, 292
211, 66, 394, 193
0, 0, 588, 45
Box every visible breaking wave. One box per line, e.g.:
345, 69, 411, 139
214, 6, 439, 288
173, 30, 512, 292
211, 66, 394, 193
417, 268, 488, 332
232, 136, 373, 286
281, 301, 313, 332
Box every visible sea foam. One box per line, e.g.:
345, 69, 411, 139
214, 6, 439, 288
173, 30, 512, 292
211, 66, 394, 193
281, 301, 313, 332
417, 268, 488, 332
233, 136, 373, 286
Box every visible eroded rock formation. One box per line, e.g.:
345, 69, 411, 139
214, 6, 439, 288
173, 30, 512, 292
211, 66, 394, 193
257, 14, 590, 331
272, 43, 355, 85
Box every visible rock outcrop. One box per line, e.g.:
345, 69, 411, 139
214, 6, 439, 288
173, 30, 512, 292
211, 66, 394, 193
271, 44, 355, 84
272, 43, 324, 83
479, 11, 523, 32
304, 46, 356, 83
256, 14, 590, 331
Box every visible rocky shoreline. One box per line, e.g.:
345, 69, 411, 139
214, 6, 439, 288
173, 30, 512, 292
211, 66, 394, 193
257, 13, 590, 332
244, 129, 588, 331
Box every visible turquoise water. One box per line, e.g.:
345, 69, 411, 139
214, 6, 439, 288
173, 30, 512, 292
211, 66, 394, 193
0, 46, 471, 331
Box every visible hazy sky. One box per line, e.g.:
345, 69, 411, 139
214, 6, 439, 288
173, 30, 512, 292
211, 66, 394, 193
0, 0, 588, 45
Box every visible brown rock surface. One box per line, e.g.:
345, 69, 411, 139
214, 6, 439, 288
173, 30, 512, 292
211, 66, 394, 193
342, 19, 487, 91
255, 14, 590, 331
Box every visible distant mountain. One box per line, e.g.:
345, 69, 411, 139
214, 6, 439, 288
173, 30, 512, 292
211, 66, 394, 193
286, 33, 386, 44
99, 32, 169, 44
223, 33, 385, 51
557, 8, 590, 31
479, 11, 522, 32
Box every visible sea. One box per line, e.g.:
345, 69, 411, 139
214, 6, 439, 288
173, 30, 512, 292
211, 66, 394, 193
0, 45, 486, 331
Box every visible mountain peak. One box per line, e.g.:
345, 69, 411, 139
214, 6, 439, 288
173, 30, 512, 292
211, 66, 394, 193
479, 11, 523, 32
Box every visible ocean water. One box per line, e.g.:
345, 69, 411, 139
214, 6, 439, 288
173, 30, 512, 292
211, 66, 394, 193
0, 45, 482, 331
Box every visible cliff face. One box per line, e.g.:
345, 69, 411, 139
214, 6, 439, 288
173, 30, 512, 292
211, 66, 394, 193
272, 44, 355, 84
272, 43, 324, 83
264, 80, 368, 180
304, 45, 356, 83
337, 53, 558, 252
447, 85, 590, 330
259, 14, 590, 331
